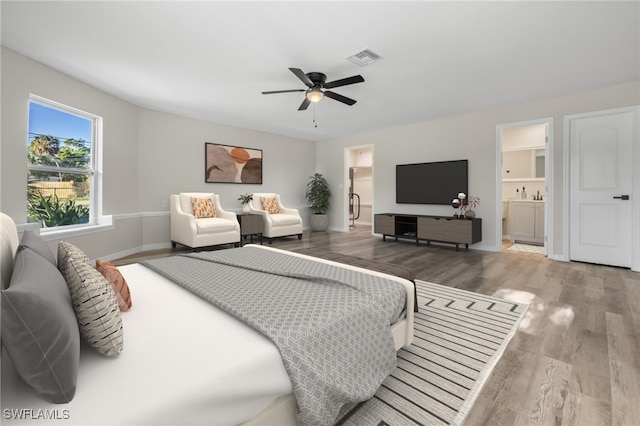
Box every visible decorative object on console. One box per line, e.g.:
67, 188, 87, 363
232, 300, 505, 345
205, 143, 262, 184
238, 193, 253, 214
452, 192, 466, 218
305, 173, 331, 232
451, 197, 461, 217
464, 195, 480, 219
452, 192, 480, 219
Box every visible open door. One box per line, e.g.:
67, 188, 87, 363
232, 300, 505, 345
345, 146, 373, 231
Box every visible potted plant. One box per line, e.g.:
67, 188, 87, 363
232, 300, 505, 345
305, 173, 331, 231
238, 193, 253, 214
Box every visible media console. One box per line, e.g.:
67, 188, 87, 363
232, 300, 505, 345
374, 213, 481, 251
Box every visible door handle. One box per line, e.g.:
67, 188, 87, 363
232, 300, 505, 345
613, 195, 630, 200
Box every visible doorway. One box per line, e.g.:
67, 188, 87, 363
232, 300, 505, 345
496, 118, 553, 255
345, 146, 373, 230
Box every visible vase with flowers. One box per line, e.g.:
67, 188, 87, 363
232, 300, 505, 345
452, 192, 480, 219
463, 195, 480, 219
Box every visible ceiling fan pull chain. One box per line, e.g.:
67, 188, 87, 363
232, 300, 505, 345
313, 104, 318, 128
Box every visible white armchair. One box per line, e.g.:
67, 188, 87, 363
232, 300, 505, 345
170, 192, 240, 249
248, 193, 303, 243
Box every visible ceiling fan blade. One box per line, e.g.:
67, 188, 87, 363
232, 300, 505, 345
289, 68, 313, 87
324, 91, 357, 106
262, 89, 306, 95
323, 75, 364, 89
298, 97, 311, 111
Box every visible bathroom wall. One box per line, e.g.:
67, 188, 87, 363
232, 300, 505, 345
502, 124, 546, 238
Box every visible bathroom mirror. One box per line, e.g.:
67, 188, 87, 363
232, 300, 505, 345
503, 149, 545, 180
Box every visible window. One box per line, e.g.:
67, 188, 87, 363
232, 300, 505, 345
27, 96, 103, 231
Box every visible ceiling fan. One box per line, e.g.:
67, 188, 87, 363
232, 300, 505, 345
262, 68, 365, 111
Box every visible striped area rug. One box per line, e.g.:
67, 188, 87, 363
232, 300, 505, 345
338, 280, 528, 426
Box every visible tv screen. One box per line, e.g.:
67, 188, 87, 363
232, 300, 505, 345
396, 160, 468, 205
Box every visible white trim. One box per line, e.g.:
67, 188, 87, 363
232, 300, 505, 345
38, 215, 113, 241
496, 117, 553, 256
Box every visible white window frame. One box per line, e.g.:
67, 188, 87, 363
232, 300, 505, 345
27, 95, 111, 238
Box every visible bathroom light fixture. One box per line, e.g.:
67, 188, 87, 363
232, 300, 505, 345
306, 88, 324, 103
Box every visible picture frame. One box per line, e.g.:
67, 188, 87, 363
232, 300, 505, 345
204, 142, 263, 184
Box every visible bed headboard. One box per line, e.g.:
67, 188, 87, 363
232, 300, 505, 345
1, 212, 20, 290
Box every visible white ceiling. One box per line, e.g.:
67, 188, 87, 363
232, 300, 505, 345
2, 1, 639, 142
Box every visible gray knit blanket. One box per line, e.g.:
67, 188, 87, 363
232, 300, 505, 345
141, 246, 406, 426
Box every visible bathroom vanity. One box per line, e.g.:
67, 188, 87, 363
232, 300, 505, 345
510, 200, 544, 245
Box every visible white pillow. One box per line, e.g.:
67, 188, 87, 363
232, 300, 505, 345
65, 256, 123, 357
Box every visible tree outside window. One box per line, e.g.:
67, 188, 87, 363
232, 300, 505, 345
27, 98, 97, 228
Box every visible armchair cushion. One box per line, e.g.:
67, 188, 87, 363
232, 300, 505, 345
192, 197, 216, 218
261, 196, 280, 214
196, 218, 238, 234
270, 214, 301, 227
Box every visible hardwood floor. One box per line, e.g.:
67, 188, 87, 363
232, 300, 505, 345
113, 227, 640, 426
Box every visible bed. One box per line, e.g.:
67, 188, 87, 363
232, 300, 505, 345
0, 212, 414, 425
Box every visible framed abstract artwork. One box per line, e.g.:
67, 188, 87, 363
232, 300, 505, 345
204, 143, 263, 184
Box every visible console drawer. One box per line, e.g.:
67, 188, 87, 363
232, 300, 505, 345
374, 214, 395, 235
418, 217, 444, 240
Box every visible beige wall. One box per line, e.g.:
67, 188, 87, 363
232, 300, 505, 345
316, 80, 640, 258
0, 47, 315, 260
3, 45, 638, 261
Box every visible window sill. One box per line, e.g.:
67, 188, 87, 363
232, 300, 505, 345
19, 216, 114, 241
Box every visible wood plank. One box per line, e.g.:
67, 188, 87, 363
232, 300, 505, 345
514, 356, 572, 426
606, 312, 640, 425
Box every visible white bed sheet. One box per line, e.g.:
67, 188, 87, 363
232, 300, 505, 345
1, 263, 292, 425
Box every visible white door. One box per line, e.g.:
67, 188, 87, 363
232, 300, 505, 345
569, 109, 635, 267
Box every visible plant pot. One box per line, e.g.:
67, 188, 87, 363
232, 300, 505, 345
242, 204, 251, 214
309, 214, 329, 232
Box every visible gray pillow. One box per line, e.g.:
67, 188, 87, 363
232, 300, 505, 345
21, 230, 57, 266
1, 247, 80, 403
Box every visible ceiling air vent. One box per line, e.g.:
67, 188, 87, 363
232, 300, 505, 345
346, 49, 381, 67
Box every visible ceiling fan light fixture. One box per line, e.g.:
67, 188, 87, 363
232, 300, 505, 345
306, 88, 324, 103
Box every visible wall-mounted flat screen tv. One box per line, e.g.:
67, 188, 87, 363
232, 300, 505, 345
396, 160, 468, 205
